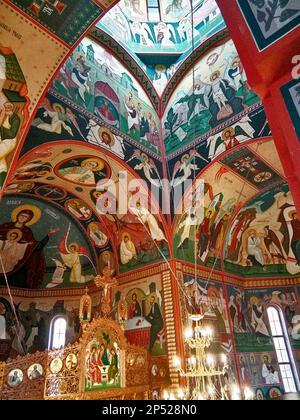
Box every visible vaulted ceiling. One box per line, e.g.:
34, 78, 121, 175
1, 0, 298, 291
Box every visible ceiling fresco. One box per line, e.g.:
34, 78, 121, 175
4, 141, 169, 287
224, 183, 300, 278
163, 38, 260, 156
172, 138, 291, 277
49, 38, 161, 156
7, 0, 107, 46
0, 194, 99, 290
97, 0, 225, 95
1, 2, 298, 290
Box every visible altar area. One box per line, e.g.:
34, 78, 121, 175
0, 318, 150, 400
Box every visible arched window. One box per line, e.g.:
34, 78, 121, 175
267, 306, 299, 393
49, 317, 67, 350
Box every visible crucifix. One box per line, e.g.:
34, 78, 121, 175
28, 0, 66, 17
94, 261, 118, 318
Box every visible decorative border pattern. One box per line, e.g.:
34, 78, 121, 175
161, 270, 179, 388
7, 0, 103, 46
237, 0, 300, 51
281, 78, 300, 142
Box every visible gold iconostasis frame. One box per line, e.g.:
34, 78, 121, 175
0, 319, 150, 400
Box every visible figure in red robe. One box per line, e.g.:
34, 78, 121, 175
128, 293, 142, 319
87, 347, 102, 386
0, 209, 58, 288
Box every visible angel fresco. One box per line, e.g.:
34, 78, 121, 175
127, 150, 162, 188
129, 199, 167, 243
130, 22, 154, 46
32, 99, 85, 138
57, 224, 95, 285
57, 156, 109, 186
206, 117, 256, 161
171, 149, 208, 188
0, 205, 59, 289
154, 22, 177, 46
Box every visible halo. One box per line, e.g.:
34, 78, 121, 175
141, 153, 149, 162
261, 353, 272, 363
149, 293, 157, 302
81, 158, 105, 172
181, 154, 190, 163
11, 205, 41, 226
122, 232, 132, 241
6, 229, 23, 242
69, 243, 79, 252
88, 222, 99, 232
98, 127, 115, 146
231, 56, 240, 68
249, 296, 259, 306
288, 210, 297, 219
222, 127, 235, 140
155, 64, 166, 73
72, 51, 86, 64
210, 70, 221, 81
52, 103, 65, 114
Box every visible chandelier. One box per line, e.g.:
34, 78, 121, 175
172, 314, 229, 400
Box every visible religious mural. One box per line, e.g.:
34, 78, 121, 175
85, 332, 122, 390
0, 195, 97, 289
0, 46, 28, 190
173, 156, 257, 270
20, 92, 164, 185
113, 276, 166, 356
9, 0, 103, 46
0, 1, 68, 116
224, 184, 300, 278
0, 294, 87, 358
237, 0, 300, 51
51, 38, 161, 155
227, 284, 300, 394
167, 105, 270, 206
98, 0, 225, 56
182, 274, 238, 392
163, 39, 260, 155
7, 141, 168, 275
173, 139, 290, 279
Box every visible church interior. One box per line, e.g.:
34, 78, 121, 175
0, 0, 300, 401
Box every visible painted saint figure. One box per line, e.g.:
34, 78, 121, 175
208, 71, 245, 128
0, 206, 58, 288
129, 200, 167, 243
87, 346, 102, 386
128, 293, 142, 319
0, 102, 21, 187
120, 233, 137, 265
290, 212, 300, 265
145, 294, 164, 352
108, 347, 119, 384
